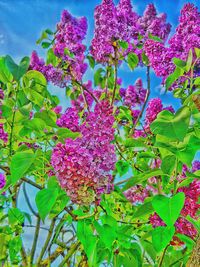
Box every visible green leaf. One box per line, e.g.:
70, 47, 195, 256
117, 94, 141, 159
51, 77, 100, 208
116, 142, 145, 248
0, 233, 9, 260
5, 56, 30, 81
94, 222, 116, 248
173, 58, 186, 69
152, 226, 175, 252
35, 188, 58, 221
122, 169, 163, 191
10, 151, 35, 183
166, 67, 184, 90
23, 70, 47, 92
161, 155, 176, 175
56, 128, 81, 142
118, 40, 129, 50
94, 68, 105, 86
0, 57, 13, 83
150, 106, 191, 142
8, 208, 25, 225
87, 56, 95, 69
148, 33, 162, 42
127, 53, 139, 70
186, 49, 193, 72
142, 52, 149, 65
116, 160, 130, 176
152, 192, 185, 226
133, 201, 153, 218
176, 134, 200, 166
25, 118, 46, 132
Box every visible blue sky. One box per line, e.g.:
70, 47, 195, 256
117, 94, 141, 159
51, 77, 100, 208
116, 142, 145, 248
0, 0, 199, 109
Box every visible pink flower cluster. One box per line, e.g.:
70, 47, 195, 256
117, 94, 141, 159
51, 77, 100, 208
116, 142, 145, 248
91, 0, 171, 63
51, 101, 116, 204
144, 3, 200, 86
0, 89, 8, 143
30, 10, 88, 86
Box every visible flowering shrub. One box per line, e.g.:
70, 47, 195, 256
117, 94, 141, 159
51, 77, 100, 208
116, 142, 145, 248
0, 1, 200, 266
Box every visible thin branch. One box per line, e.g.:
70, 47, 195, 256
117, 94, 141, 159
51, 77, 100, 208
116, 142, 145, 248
58, 241, 80, 267
21, 177, 43, 190
130, 66, 150, 135
37, 217, 57, 264
111, 47, 118, 105
158, 245, 169, 267
30, 217, 41, 264
75, 80, 99, 103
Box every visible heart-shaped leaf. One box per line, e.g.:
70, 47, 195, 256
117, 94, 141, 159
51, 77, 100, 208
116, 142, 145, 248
152, 226, 175, 252
35, 188, 58, 221
150, 106, 191, 142
152, 192, 185, 226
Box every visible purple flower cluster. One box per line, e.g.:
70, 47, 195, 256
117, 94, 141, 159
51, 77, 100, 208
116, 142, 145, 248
30, 10, 88, 86
51, 101, 116, 204
30, 51, 65, 87
91, 0, 118, 63
0, 173, 6, 190
91, 0, 171, 63
53, 10, 88, 81
144, 3, 200, 86
56, 107, 80, 132
138, 4, 171, 42
123, 78, 147, 108
0, 89, 8, 143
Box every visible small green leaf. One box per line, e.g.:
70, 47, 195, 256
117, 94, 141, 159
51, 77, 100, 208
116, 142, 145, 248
152, 192, 185, 226
10, 151, 35, 183
87, 56, 95, 69
152, 226, 175, 252
166, 67, 184, 90
127, 53, 139, 70
5, 56, 30, 81
8, 208, 25, 225
35, 188, 58, 221
122, 169, 163, 191
116, 160, 130, 176
118, 40, 129, 50
161, 155, 176, 175
133, 201, 153, 218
